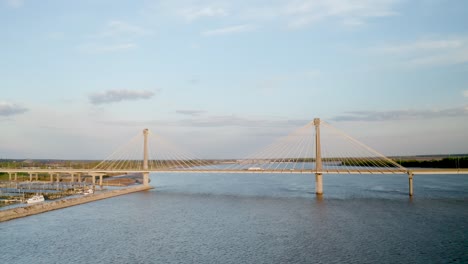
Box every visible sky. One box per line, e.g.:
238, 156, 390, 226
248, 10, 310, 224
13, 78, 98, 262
1, 0, 467, 159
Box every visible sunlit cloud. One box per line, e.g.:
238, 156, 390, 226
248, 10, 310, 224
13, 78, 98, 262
89, 89, 155, 105
0, 101, 28, 116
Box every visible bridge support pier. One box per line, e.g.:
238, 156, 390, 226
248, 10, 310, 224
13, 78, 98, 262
29, 173, 33, 182
70, 173, 74, 183
143, 172, 149, 186
315, 173, 323, 195
91, 174, 96, 188
314, 118, 323, 196
14, 173, 17, 181
99, 175, 103, 189
408, 171, 413, 196
142, 128, 150, 187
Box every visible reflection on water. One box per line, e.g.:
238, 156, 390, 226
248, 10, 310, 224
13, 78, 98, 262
1, 173, 467, 264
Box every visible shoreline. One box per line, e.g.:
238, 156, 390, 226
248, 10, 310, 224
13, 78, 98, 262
0, 185, 152, 222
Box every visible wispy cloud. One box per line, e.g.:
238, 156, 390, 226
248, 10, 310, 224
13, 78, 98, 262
176, 110, 206, 116
463, 90, 468, 98
156, 1, 399, 32
378, 40, 463, 53
285, 0, 399, 28
188, 77, 200, 85
257, 69, 321, 94
78, 43, 137, 53
99, 20, 150, 38
331, 106, 468, 122
79, 20, 149, 54
180, 6, 228, 21
0, 101, 28, 116
89, 89, 155, 105
202, 24, 257, 36
103, 115, 310, 128
5, 0, 23, 8
241, 0, 400, 30
377, 37, 468, 67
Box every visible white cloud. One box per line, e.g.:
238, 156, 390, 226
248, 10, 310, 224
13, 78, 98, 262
342, 18, 365, 27
100, 20, 150, 37
377, 37, 468, 67
5, 0, 23, 8
241, 0, 400, 29
103, 115, 309, 128
151, 0, 400, 32
379, 40, 463, 53
202, 24, 256, 36
79, 20, 149, 53
180, 6, 228, 21
89, 89, 155, 105
0, 101, 28, 116
176, 110, 206, 116
331, 106, 468, 122
78, 43, 137, 53
463, 90, 468, 98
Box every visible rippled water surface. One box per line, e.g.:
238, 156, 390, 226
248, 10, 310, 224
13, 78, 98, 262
1, 173, 467, 263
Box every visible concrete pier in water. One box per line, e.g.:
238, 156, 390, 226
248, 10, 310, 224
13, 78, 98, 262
314, 118, 323, 195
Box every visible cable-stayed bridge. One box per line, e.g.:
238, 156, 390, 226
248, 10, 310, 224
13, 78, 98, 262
2, 118, 467, 196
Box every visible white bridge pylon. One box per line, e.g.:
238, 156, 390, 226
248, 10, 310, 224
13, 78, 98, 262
93, 118, 407, 175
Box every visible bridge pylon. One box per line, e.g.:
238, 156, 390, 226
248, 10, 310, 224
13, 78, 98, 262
314, 118, 323, 195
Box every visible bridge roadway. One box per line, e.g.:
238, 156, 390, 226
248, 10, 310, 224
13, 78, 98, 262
1, 168, 467, 175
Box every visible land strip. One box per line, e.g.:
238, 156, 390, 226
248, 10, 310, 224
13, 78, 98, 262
0, 185, 152, 222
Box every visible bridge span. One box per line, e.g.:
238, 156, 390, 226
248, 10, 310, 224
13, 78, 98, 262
1, 118, 467, 196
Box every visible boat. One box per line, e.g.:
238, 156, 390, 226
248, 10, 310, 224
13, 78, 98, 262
83, 188, 94, 195
247, 167, 263, 171
27, 194, 45, 204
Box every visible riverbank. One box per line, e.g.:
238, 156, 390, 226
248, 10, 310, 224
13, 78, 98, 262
0, 185, 152, 222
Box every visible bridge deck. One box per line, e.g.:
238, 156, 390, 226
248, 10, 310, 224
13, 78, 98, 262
1, 168, 467, 175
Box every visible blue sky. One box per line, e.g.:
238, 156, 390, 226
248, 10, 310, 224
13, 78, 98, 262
1, 0, 467, 159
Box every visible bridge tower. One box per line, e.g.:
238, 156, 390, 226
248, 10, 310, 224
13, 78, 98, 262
314, 118, 323, 195
143, 128, 150, 186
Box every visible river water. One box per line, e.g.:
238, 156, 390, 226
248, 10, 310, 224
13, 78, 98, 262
1, 173, 467, 263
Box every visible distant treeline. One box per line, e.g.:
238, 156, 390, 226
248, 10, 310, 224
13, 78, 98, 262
333, 157, 468, 168
396, 157, 468, 168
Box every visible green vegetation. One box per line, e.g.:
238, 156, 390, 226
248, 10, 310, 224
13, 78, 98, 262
0, 159, 100, 170
341, 159, 397, 167
0, 156, 466, 170
342, 157, 468, 168
397, 157, 468, 168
